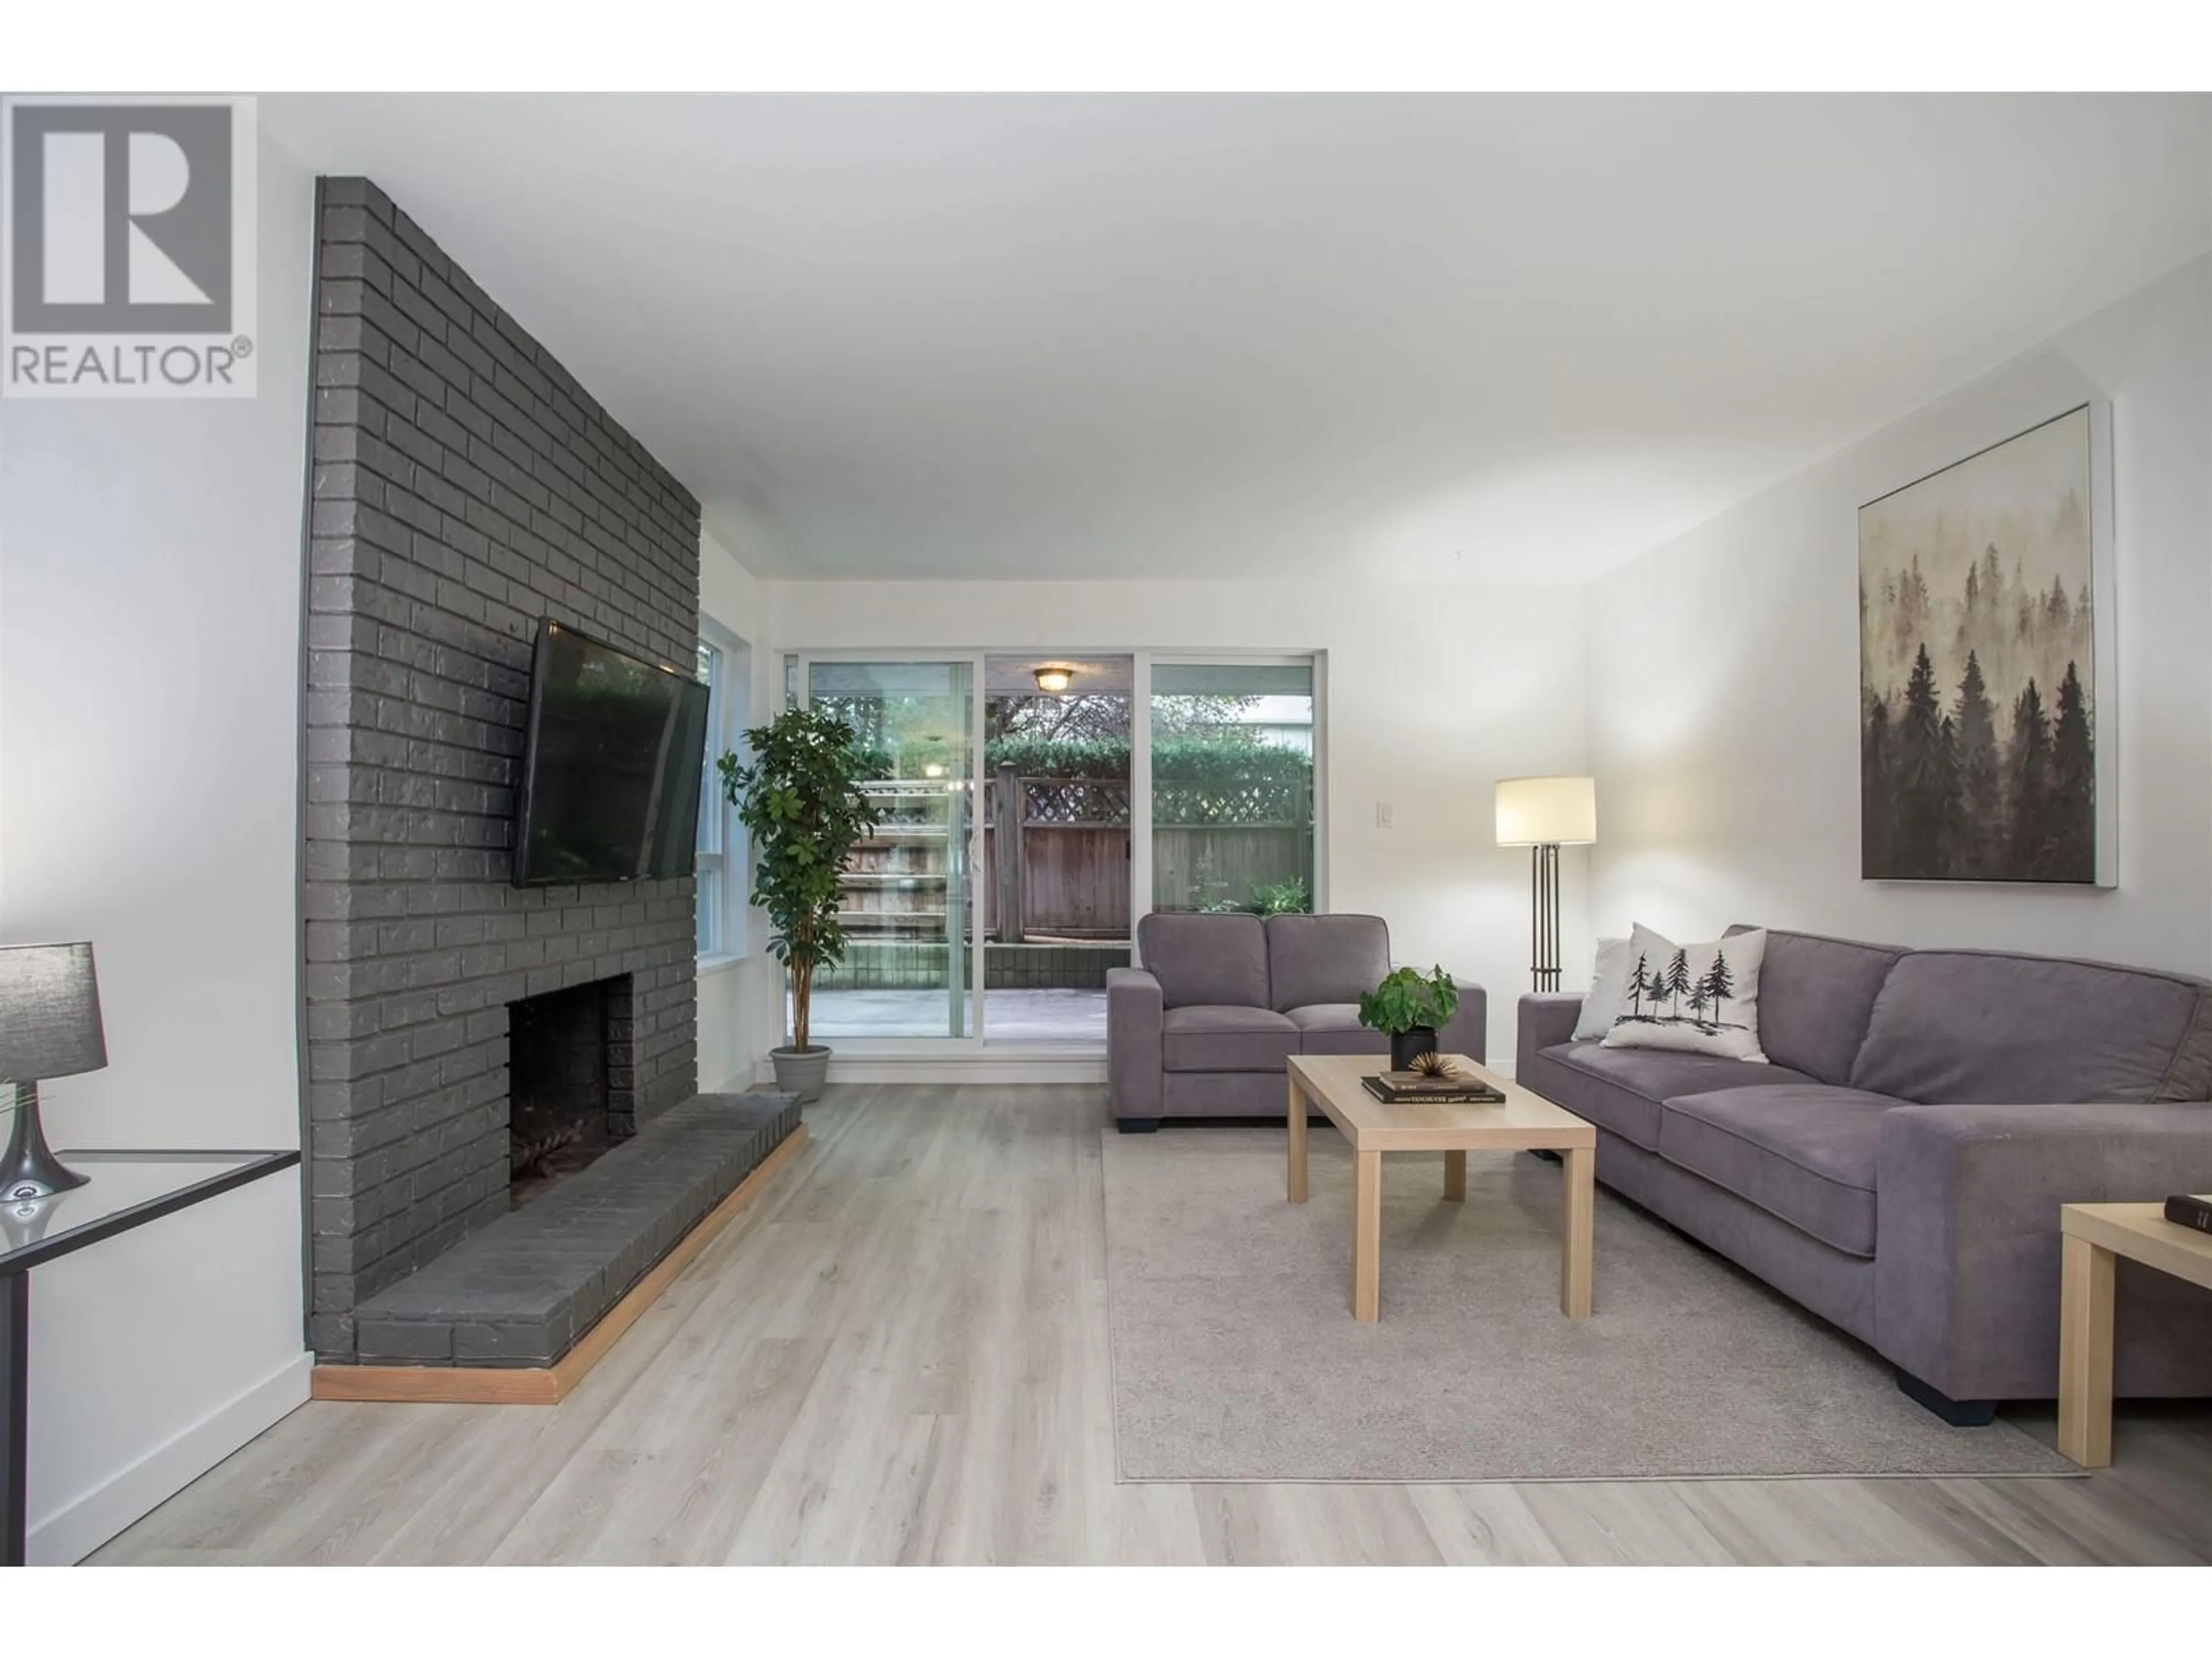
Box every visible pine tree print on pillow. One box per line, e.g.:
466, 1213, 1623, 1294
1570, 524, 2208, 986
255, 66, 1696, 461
1600, 924, 1771, 1062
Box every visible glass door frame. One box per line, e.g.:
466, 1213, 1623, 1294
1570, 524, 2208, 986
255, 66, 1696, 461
781, 646, 1330, 1051
794, 650, 990, 1053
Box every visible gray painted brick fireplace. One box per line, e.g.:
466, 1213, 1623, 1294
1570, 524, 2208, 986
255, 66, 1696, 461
302, 177, 703, 1362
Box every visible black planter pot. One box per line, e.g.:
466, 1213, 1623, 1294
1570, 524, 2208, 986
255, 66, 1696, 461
1390, 1026, 1439, 1071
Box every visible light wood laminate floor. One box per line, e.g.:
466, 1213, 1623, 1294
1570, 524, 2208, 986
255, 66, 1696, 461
93, 1085, 2212, 1565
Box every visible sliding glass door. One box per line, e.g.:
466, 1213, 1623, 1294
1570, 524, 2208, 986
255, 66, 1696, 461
783, 650, 1322, 1051
1150, 660, 1316, 917
981, 655, 1135, 1046
799, 657, 982, 1042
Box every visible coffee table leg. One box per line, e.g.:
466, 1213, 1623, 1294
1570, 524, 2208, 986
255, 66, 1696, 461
1443, 1150, 1467, 1202
1286, 1074, 1308, 1203
2058, 1233, 2115, 1467
1560, 1145, 1594, 1319
1354, 1151, 1382, 1321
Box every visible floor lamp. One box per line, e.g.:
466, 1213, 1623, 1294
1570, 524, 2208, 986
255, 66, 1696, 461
1495, 777, 1597, 992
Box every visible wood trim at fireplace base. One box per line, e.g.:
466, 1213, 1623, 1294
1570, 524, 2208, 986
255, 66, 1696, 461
309, 1122, 809, 1407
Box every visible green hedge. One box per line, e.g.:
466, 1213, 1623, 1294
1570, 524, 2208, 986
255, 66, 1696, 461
984, 737, 1129, 779
987, 737, 1310, 786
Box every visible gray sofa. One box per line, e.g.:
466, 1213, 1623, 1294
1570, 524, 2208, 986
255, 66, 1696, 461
1517, 926, 2212, 1419
1108, 912, 1486, 1131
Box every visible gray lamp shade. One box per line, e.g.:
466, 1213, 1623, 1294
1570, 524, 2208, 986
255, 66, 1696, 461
0, 942, 108, 1081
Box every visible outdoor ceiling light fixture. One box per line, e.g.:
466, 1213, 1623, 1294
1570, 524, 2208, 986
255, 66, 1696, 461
1032, 665, 1074, 694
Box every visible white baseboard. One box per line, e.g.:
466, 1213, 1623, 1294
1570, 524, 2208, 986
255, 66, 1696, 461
747, 1055, 1508, 1088
753, 1052, 1109, 1087
31, 1349, 313, 1565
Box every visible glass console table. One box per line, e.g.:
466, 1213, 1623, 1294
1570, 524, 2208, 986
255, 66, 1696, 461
0, 1149, 300, 1566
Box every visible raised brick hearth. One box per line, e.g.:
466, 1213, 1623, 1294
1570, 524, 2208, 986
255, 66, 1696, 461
302, 177, 705, 1362
354, 1092, 800, 1369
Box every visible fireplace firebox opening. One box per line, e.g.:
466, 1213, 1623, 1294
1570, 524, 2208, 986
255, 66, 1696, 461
507, 975, 634, 1208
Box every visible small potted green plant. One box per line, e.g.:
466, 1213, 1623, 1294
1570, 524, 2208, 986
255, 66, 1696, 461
719, 705, 881, 1103
1357, 965, 1461, 1071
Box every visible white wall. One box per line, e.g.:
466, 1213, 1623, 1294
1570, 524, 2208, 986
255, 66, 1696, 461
696, 531, 785, 1088
1586, 256, 2212, 975
0, 123, 316, 1562
768, 579, 1592, 1061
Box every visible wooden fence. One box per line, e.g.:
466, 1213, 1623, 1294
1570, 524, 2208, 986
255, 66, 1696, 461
1150, 825, 1310, 915
836, 769, 1313, 945
984, 770, 1126, 940
983, 766, 1310, 940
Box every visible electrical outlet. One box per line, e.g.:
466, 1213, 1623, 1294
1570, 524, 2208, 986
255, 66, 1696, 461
1376, 801, 1394, 830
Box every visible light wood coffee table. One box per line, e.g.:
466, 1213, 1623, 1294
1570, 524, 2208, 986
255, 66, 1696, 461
1286, 1052, 1597, 1323
2058, 1202, 2212, 1467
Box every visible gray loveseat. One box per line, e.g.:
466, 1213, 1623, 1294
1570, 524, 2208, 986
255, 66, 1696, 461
1517, 926, 2212, 1419
1108, 912, 1487, 1132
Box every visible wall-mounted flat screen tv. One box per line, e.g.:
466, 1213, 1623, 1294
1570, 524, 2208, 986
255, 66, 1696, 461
513, 619, 710, 887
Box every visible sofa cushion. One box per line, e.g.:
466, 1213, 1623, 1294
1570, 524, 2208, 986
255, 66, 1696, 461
1849, 950, 2212, 1105
1658, 1085, 1900, 1258
1265, 913, 1392, 1013
1286, 1002, 1391, 1058
1527, 1041, 1816, 1151
1734, 926, 1905, 1085
1162, 1005, 1300, 1072
1138, 912, 1270, 1011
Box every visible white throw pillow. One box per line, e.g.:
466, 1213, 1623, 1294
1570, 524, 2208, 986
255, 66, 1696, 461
1573, 937, 1634, 1040
1598, 924, 1770, 1062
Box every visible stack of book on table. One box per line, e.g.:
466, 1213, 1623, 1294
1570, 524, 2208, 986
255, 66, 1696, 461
1361, 1069, 1506, 1105
2164, 1192, 2212, 1234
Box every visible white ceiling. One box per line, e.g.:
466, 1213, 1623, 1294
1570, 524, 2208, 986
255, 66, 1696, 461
262, 93, 2212, 584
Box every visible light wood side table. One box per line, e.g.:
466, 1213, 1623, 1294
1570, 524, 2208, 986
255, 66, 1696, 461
1286, 1052, 1596, 1323
2057, 1201, 2212, 1467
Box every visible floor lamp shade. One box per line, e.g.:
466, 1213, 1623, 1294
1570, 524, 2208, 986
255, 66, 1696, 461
0, 942, 107, 1198
1495, 776, 1597, 847
1494, 778, 1596, 993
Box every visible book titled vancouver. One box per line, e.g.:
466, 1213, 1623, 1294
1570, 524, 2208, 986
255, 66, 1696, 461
1362, 1072, 1505, 1105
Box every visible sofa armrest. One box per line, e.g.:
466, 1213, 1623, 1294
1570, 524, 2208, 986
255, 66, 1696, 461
1435, 977, 1488, 1066
1876, 1101, 2212, 1400
1516, 993, 1585, 1075
1107, 967, 1164, 1120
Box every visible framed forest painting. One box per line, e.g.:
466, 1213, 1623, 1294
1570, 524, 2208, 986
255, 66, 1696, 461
1859, 403, 2115, 885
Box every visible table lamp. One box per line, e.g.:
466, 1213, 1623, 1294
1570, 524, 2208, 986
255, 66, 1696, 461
1495, 777, 1597, 992
0, 942, 107, 1200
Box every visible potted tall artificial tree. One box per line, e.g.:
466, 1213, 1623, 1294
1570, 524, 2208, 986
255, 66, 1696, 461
719, 706, 880, 1103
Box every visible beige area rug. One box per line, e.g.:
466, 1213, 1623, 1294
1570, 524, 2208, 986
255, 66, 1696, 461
1101, 1128, 2078, 1482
